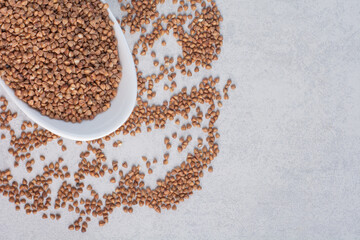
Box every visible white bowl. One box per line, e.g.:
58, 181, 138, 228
0, 6, 137, 141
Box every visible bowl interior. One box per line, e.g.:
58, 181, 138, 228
0, 7, 137, 141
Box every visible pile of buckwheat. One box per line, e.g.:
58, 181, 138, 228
0, 0, 235, 233
0, 0, 122, 122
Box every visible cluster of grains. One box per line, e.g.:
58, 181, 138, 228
0, 97, 17, 134
0, 0, 122, 122
120, 0, 165, 33
0, 0, 236, 233
178, 135, 192, 152
126, 0, 223, 86
0, 168, 53, 214
8, 124, 59, 170
176, 2, 223, 70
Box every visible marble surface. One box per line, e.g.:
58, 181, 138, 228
1, 0, 360, 239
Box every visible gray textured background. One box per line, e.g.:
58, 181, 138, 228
1, 0, 360, 239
